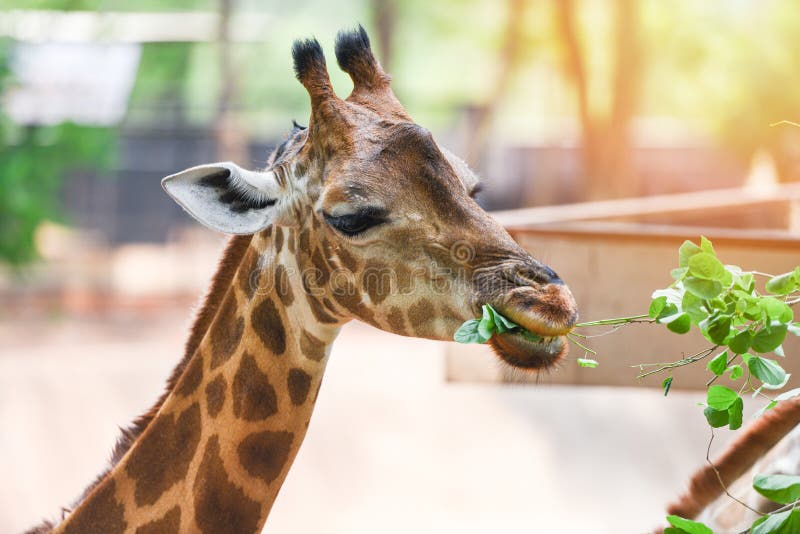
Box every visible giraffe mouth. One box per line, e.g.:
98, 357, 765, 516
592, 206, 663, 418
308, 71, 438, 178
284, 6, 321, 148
488, 330, 568, 370
485, 304, 575, 370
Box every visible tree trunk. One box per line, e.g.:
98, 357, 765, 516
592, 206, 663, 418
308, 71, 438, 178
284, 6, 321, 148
465, 0, 527, 169
215, 0, 248, 164
555, 0, 641, 200
554, 0, 597, 199
606, 0, 640, 198
371, 0, 396, 73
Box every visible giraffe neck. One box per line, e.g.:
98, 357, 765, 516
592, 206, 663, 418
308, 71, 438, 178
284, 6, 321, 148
55, 227, 342, 534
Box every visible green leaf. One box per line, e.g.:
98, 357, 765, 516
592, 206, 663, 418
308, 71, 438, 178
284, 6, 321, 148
657, 303, 680, 322
707, 351, 728, 376
701, 314, 732, 345
751, 508, 800, 534
775, 388, 800, 402
728, 396, 743, 430
684, 277, 723, 299
766, 271, 799, 295
760, 298, 793, 323
649, 296, 668, 319
665, 514, 713, 534
708, 297, 727, 311
662, 376, 673, 396
704, 406, 730, 428
679, 240, 703, 268
478, 305, 496, 339
759, 374, 791, 391
739, 296, 763, 321
707, 385, 739, 410
682, 291, 709, 324
688, 252, 727, 281
653, 286, 683, 306
788, 323, 800, 337
747, 356, 788, 386
577, 358, 598, 368
670, 267, 688, 280
485, 304, 517, 333
728, 364, 744, 380
454, 319, 489, 344
751, 324, 788, 353
699, 236, 716, 256
665, 312, 692, 334
518, 330, 543, 343
735, 271, 755, 292
753, 474, 800, 504
720, 268, 733, 287
729, 330, 752, 354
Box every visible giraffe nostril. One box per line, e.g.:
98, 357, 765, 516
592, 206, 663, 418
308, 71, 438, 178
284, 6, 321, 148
513, 264, 562, 287
543, 265, 563, 285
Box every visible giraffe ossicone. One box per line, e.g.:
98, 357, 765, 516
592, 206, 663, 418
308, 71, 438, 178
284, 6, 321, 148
31, 25, 578, 534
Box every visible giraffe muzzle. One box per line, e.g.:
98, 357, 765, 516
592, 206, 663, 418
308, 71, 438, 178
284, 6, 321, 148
485, 278, 578, 370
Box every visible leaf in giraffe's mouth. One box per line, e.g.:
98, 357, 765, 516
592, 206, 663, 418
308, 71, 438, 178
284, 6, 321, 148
454, 304, 555, 345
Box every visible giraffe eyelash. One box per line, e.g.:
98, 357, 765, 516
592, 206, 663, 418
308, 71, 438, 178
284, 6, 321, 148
323, 207, 388, 237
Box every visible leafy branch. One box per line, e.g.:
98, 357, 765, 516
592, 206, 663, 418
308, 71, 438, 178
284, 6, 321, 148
564, 237, 800, 534
452, 236, 800, 533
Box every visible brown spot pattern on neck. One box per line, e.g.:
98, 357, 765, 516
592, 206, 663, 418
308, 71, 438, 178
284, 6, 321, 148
134, 506, 181, 534
299, 329, 327, 362
251, 298, 287, 355
125, 403, 202, 507
237, 430, 294, 485
205, 374, 227, 418
175, 354, 203, 397
274, 264, 294, 306
232, 353, 278, 421
193, 436, 262, 534
287, 368, 312, 405
210, 291, 245, 369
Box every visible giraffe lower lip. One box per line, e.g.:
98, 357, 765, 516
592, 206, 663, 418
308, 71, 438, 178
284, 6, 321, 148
488, 332, 567, 370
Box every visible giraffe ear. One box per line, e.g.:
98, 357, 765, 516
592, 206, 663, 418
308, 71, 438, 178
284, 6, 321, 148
162, 162, 287, 235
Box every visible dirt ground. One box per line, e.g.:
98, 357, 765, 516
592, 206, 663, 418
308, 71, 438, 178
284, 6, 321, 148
0, 308, 740, 534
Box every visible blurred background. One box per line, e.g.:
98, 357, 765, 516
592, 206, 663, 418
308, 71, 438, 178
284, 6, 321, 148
3, 1, 800, 533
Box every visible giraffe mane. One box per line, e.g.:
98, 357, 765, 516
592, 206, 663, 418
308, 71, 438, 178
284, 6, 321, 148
666, 397, 800, 520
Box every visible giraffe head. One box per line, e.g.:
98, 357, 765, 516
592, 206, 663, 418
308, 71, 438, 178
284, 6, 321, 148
163, 26, 577, 370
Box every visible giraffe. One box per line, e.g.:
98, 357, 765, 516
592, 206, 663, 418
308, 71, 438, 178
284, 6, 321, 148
657, 398, 800, 533
27, 26, 578, 533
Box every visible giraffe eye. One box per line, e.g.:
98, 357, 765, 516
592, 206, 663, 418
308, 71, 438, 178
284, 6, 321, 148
324, 207, 388, 237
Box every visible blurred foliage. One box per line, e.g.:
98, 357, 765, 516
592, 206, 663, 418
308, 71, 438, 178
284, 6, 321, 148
640, 0, 800, 176
0, 39, 116, 265
0, 0, 213, 10
127, 43, 194, 125
3, 0, 800, 262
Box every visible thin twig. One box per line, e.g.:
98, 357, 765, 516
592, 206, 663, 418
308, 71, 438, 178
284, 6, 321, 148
635, 346, 718, 379
575, 314, 652, 327
770, 120, 800, 128
571, 323, 629, 339
706, 428, 764, 517
706, 353, 739, 387
567, 334, 597, 355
